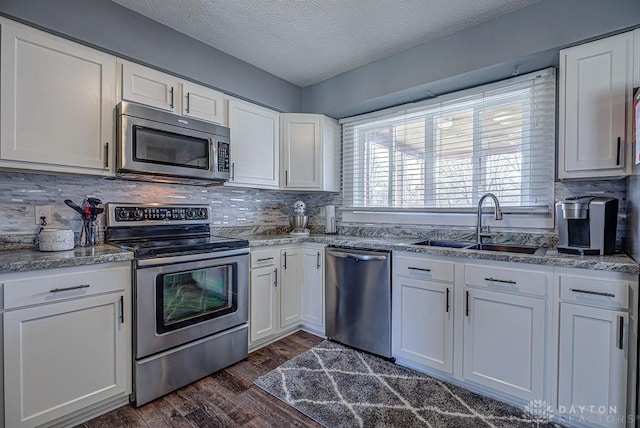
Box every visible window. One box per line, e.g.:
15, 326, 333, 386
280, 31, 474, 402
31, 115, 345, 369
341, 68, 555, 226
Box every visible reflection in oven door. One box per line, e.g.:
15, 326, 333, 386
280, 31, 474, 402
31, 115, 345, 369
133, 250, 249, 406
135, 251, 248, 359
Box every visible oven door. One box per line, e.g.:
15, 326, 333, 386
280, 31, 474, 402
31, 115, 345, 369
119, 114, 225, 181
135, 249, 248, 358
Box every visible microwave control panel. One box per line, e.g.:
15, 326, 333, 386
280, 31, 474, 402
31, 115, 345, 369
217, 141, 230, 173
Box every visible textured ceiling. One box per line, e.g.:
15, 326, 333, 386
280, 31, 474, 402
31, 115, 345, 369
111, 0, 541, 87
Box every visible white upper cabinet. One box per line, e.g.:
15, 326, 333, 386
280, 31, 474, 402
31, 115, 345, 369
119, 60, 225, 124
181, 81, 224, 124
226, 97, 280, 189
559, 31, 633, 179
120, 60, 180, 113
280, 113, 339, 191
0, 18, 116, 176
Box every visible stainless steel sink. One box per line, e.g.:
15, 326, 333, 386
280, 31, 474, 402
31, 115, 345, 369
412, 240, 475, 249
411, 240, 546, 255
468, 243, 546, 255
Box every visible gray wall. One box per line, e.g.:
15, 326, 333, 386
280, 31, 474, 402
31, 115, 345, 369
0, 0, 302, 112
303, 0, 640, 118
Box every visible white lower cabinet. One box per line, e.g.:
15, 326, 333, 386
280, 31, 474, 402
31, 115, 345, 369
249, 246, 302, 348
249, 261, 279, 343
279, 248, 302, 329
556, 270, 636, 428
392, 253, 454, 374
2, 263, 131, 428
301, 244, 325, 335
392, 253, 638, 427
392, 254, 551, 406
462, 287, 545, 401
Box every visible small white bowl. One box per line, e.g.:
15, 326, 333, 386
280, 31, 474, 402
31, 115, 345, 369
39, 229, 75, 252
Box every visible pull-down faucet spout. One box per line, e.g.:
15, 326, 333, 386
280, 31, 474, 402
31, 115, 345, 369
476, 193, 503, 244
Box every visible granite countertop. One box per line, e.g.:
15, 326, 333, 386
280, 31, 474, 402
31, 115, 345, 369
0, 234, 636, 275
0, 245, 134, 275
247, 234, 640, 274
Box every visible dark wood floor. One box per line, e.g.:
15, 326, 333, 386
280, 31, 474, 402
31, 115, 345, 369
79, 331, 323, 428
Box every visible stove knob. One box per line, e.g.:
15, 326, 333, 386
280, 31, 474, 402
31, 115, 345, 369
133, 209, 143, 220
197, 208, 207, 219
186, 209, 196, 219
117, 209, 130, 220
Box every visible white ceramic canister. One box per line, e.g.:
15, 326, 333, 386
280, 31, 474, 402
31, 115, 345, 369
39, 228, 75, 251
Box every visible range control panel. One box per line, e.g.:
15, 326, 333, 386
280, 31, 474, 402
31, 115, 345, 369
106, 203, 210, 227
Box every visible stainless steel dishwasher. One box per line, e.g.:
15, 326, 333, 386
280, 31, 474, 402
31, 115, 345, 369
325, 247, 392, 358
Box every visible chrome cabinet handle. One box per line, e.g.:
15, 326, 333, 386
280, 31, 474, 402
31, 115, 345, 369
231, 162, 235, 181
317, 252, 321, 269
283, 252, 287, 269
169, 87, 174, 109
119, 296, 124, 324
274, 269, 278, 287
408, 266, 431, 272
618, 315, 624, 350
104, 142, 109, 168
257, 257, 274, 262
616, 137, 621, 166
50, 284, 90, 293
327, 250, 387, 261
485, 277, 516, 285
570, 288, 615, 298
446, 288, 450, 313
186, 92, 190, 113
285, 170, 289, 186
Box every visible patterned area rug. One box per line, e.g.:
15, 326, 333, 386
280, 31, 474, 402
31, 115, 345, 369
255, 340, 560, 427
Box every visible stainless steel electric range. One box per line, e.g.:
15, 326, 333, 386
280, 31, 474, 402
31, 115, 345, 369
105, 203, 249, 407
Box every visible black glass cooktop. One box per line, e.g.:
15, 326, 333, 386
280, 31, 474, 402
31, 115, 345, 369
115, 235, 249, 258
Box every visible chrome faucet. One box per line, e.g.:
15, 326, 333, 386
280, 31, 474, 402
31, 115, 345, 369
476, 193, 503, 244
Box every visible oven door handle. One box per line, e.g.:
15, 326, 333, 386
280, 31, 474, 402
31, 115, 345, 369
136, 247, 250, 267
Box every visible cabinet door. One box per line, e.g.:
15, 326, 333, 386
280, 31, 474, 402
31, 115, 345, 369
227, 98, 280, 188
4, 292, 129, 428
463, 288, 545, 401
181, 82, 224, 124
120, 60, 179, 112
0, 20, 115, 174
301, 248, 324, 332
280, 248, 302, 329
249, 266, 278, 343
558, 303, 627, 427
559, 32, 633, 179
393, 276, 453, 374
281, 114, 321, 189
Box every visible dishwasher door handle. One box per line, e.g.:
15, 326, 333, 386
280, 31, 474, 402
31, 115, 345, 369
327, 250, 388, 261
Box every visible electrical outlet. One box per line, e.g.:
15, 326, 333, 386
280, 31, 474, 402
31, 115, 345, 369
35, 205, 51, 226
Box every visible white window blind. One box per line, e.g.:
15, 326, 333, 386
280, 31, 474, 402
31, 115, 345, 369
341, 68, 556, 214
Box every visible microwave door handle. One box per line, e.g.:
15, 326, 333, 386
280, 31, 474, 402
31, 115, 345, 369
209, 139, 215, 173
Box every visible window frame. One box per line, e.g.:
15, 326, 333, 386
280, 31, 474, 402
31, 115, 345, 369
339, 68, 556, 230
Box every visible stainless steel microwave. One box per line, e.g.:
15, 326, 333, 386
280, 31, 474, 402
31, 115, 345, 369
117, 101, 230, 185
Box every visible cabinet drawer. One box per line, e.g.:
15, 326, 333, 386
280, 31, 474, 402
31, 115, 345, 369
464, 264, 546, 297
559, 275, 629, 310
3, 264, 130, 310
395, 256, 454, 283
250, 249, 278, 268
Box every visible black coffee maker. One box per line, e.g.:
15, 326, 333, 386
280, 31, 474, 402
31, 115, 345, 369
556, 196, 618, 255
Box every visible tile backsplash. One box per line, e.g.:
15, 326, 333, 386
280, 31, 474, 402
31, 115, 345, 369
0, 171, 627, 249
0, 172, 338, 236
